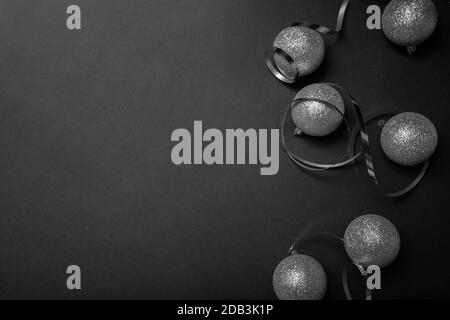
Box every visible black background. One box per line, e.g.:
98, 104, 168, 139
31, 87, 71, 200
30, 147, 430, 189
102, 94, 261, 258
0, 0, 449, 300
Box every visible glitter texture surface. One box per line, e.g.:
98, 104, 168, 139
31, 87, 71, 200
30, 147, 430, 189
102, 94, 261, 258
273, 254, 327, 300
273, 26, 325, 78
344, 214, 401, 268
382, 0, 438, 47
291, 83, 345, 137
380, 112, 438, 166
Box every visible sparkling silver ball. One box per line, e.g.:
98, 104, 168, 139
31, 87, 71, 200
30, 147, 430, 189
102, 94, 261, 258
380, 112, 438, 166
382, 0, 438, 47
344, 214, 401, 268
273, 26, 325, 78
273, 254, 327, 300
291, 83, 345, 137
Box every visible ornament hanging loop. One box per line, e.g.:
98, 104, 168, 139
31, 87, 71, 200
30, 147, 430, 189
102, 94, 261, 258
406, 45, 417, 55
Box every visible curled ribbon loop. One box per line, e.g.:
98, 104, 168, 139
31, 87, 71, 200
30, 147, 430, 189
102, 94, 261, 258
280, 85, 361, 171
291, 0, 350, 34
265, 0, 350, 83
289, 231, 343, 255
342, 264, 372, 300
265, 48, 297, 84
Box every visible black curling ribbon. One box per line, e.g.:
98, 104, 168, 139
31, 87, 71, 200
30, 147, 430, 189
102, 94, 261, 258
265, 0, 350, 83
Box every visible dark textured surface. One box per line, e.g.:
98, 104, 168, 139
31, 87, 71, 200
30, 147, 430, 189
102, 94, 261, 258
0, 0, 449, 299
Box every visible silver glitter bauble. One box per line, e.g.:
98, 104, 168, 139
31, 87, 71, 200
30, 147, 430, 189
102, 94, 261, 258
291, 83, 345, 137
273, 254, 327, 300
344, 214, 401, 268
382, 0, 438, 47
380, 112, 438, 166
273, 26, 325, 78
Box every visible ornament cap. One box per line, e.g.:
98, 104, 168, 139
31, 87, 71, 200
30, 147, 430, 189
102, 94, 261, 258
377, 120, 386, 128
406, 45, 417, 55
354, 263, 367, 276
293, 128, 303, 136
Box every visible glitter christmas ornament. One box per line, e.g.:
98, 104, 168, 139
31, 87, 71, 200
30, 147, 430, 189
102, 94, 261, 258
382, 0, 438, 53
273, 254, 327, 300
344, 214, 401, 268
291, 83, 345, 137
380, 112, 438, 166
273, 26, 325, 79
266, 0, 350, 83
